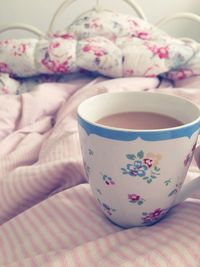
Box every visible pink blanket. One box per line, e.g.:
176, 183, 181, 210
0, 76, 200, 267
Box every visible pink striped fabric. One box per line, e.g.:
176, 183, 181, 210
0, 75, 200, 267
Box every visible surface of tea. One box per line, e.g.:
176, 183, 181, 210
96, 112, 183, 130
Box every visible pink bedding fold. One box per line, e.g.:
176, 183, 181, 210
0, 76, 200, 267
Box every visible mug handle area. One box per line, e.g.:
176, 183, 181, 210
172, 176, 200, 207
173, 145, 200, 207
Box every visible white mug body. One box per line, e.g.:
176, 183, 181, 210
78, 92, 200, 227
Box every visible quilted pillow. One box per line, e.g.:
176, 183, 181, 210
0, 10, 199, 80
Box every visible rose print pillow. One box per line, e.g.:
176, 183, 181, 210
0, 10, 199, 80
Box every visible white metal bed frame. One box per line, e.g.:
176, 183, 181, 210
0, 0, 200, 41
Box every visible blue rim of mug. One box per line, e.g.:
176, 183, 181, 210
77, 92, 200, 141
78, 114, 200, 141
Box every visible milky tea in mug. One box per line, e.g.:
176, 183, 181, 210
96, 111, 183, 130
77, 92, 200, 228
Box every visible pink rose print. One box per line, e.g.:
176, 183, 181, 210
12, 43, 26, 56
0, 79, 10, 94
49, 42, 60, 49
0, 82, 9, 94
41, 56, 56, 72
0, 62, 10, 73
125, 69, 134, 77
0, 87, 8, 94
41, 52, 69, 73
128, 194, 140, 202
153, 208, 163, 217
142, 208, 165, 224
127, 19, 150, 40
143, 66, 159, 78
85, 19, 101, 29
110, 34, 117, 42
0, 40, 9, 45
136, 31, 150, 40
128, 194, 145, 205
157, 47, 168, 59
51, 33, 74, 40
128, 18, 139, 27
102, 174, 115, 185
167, 69, 194, 80
57, 61, 69, 73
82, 44, 107, 57
146, 43, 169, 59
143, 158, 153, 168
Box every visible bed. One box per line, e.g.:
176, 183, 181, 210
0, 0, 200, 266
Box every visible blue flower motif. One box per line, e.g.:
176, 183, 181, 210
127, 160, 148, 177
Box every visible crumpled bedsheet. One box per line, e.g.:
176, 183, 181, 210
0, 76, 200, 267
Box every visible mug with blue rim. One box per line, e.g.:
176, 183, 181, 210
77, 92, 200, 228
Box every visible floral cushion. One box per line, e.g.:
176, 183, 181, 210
0, 10, 199, 80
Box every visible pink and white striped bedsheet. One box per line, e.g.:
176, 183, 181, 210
0, 76, 200, 267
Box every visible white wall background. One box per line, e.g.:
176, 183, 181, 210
0, 0, 200, 40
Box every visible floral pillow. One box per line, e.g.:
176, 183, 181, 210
0, 10, 199, 80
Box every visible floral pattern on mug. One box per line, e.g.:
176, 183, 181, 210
88, 148, 94, 156
83, 161, 90, 178
97, 199, 116, 216
168, 182, 183, 197
184, 142, 197, 167
142, 208, 165, 224
102, 174, 115, 186
164, 179, 172, 186
121, 150, 161, 183
128, 194, 145, 205
96, 188, 102, 195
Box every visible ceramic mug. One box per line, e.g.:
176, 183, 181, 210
77, 92, 200, 228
